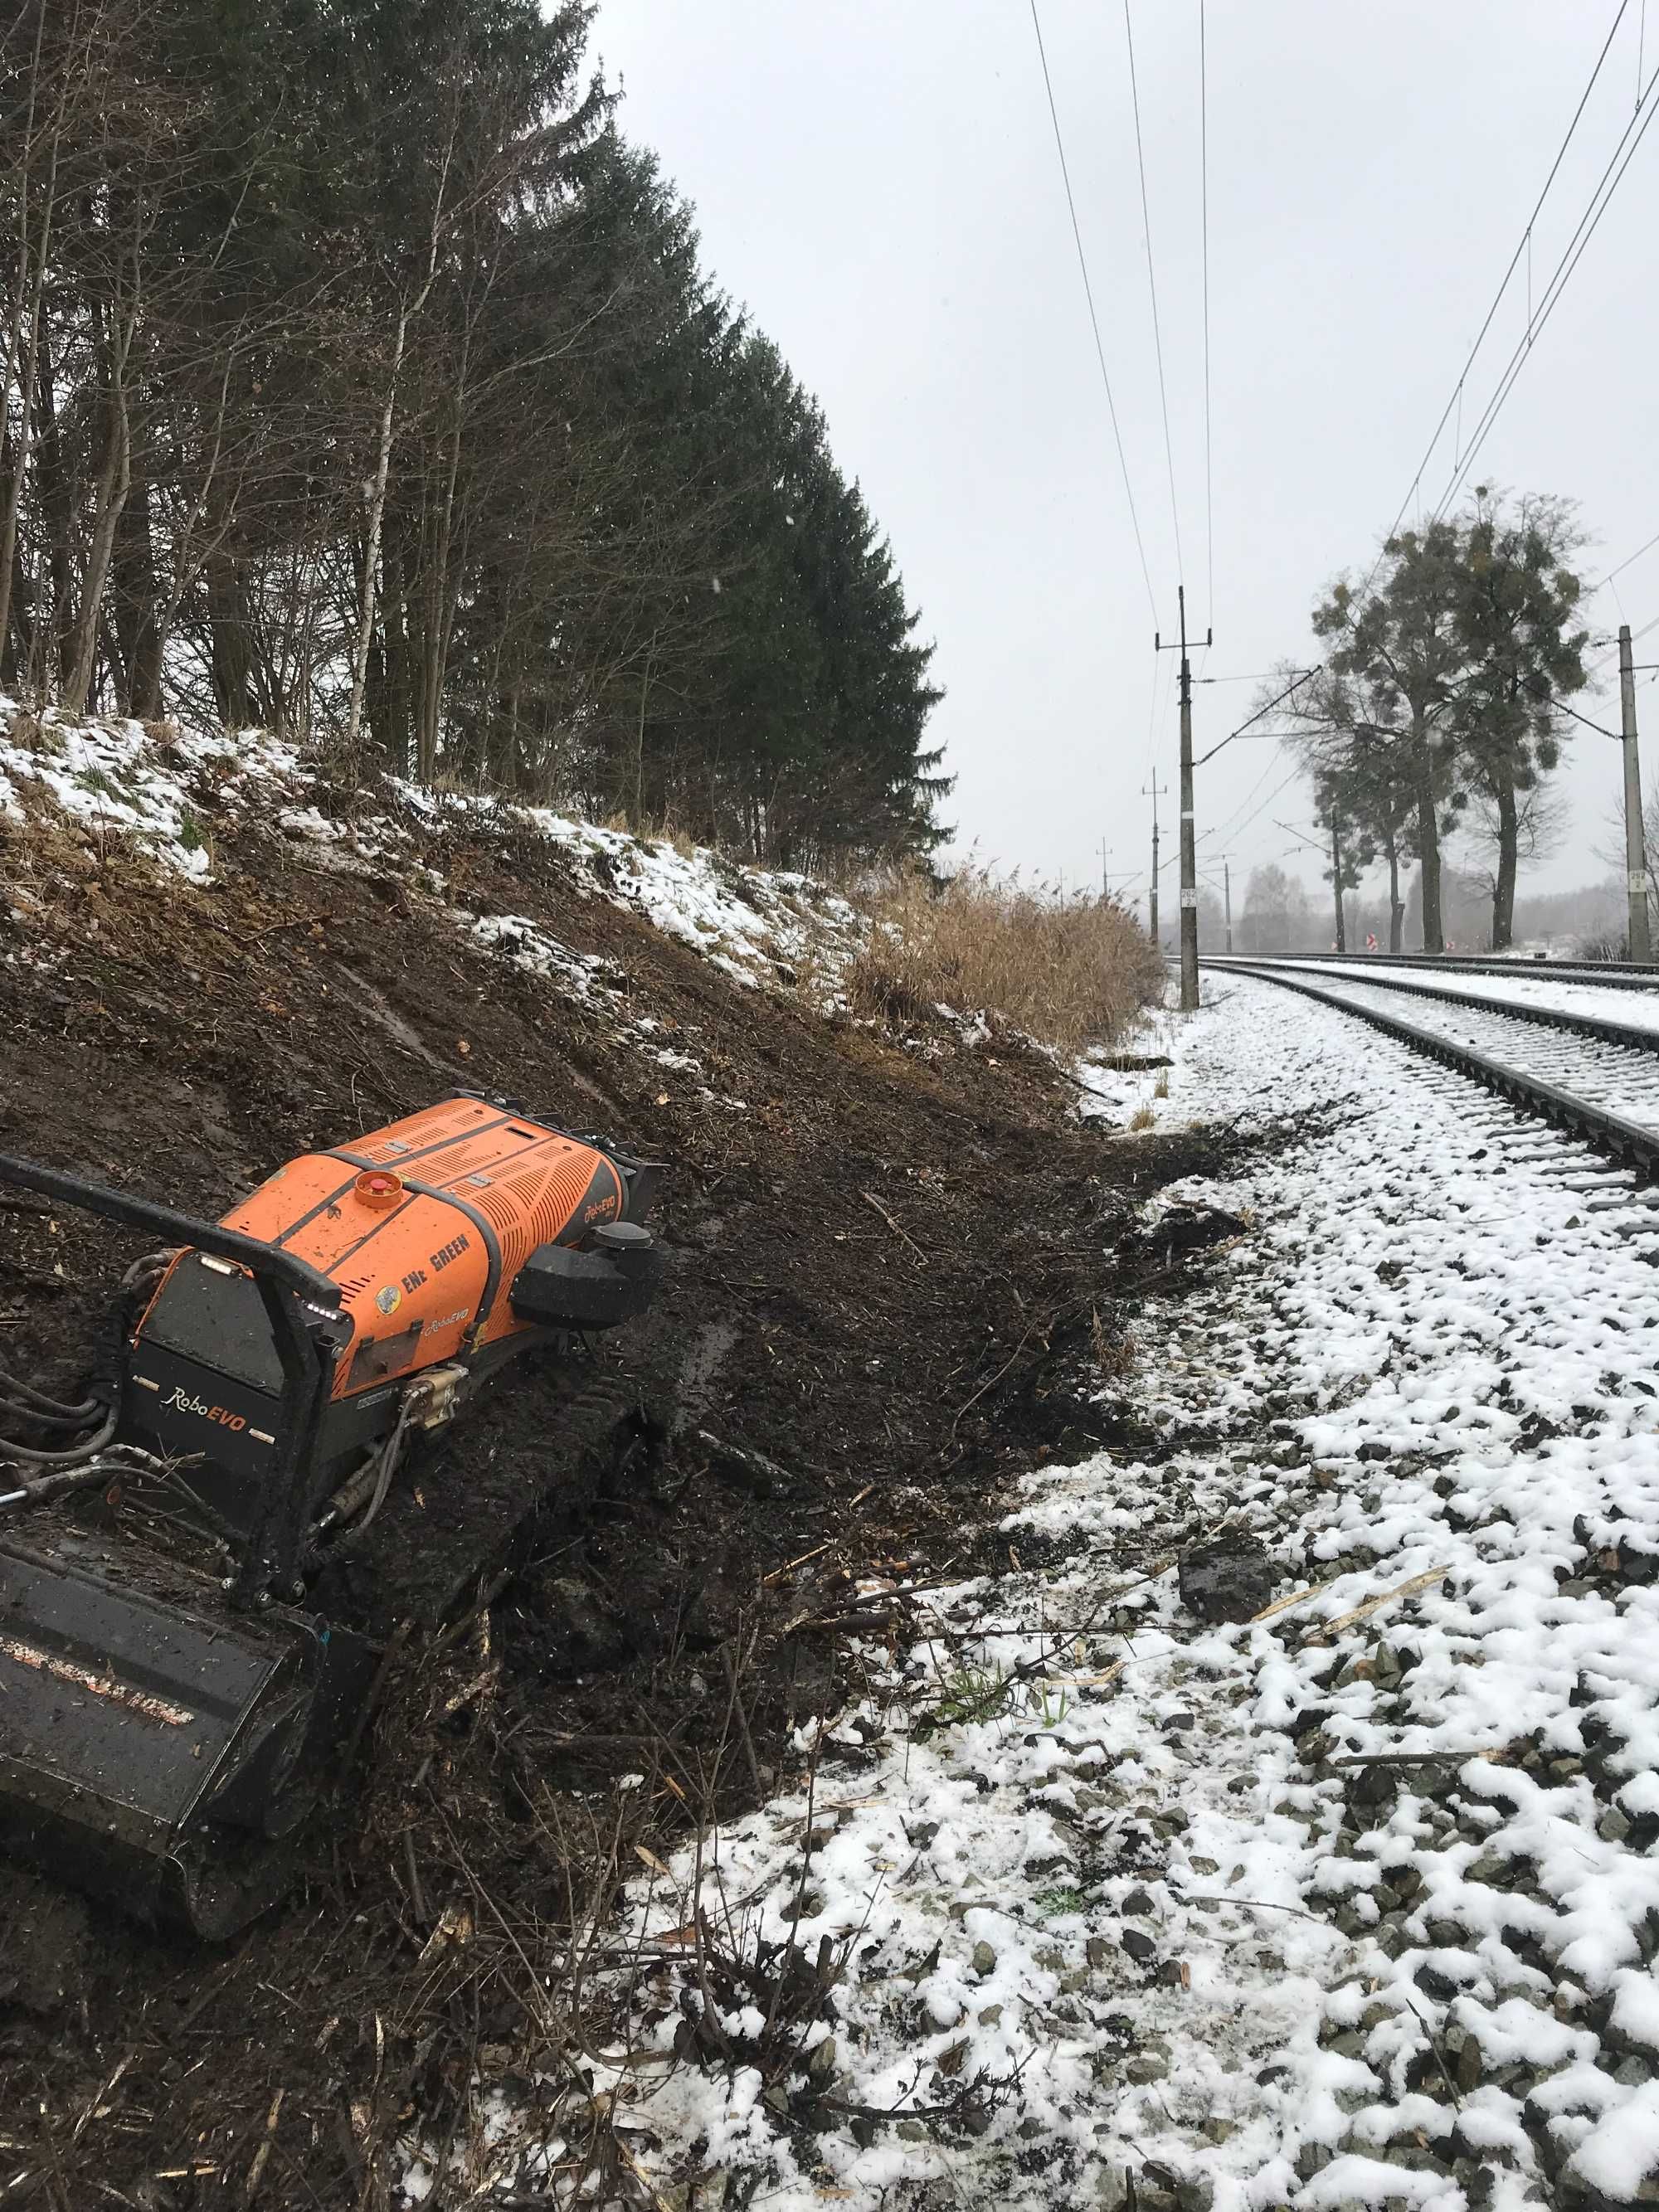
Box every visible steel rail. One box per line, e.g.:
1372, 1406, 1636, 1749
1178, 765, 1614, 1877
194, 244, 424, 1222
1200, 960, 1659, 1178
1201, 957, 1659, 1057
1213, 950, 1659, 994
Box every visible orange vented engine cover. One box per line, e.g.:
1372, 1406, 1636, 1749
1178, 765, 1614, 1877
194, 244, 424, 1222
132, 1094, 661, 1416
221, 1094, 636, 1399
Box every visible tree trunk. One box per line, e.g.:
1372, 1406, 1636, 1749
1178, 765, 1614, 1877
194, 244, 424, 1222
379, 523, 412, 776
1411, 708, 1443, 953
1330, 810, 1346, 952
1385, 833, 1404, 955
416, 418, 463, 785
112, 469, 163, 718
0, 27, 56, 676
207, 527, 252, 728
0, 412, 35, 684
345, 272, 435, 778
495, 681, 520, 791
1492, 769, 1519, 951
63, 313, 134, 716
32, 317, 75, 695
632, 644, 654, 825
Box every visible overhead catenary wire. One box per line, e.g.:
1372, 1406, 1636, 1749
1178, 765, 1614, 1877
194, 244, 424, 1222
1122, 0, 1184, 586
1587, 525, 1659, 596
1430, 54, 1659, 521
1365, 1, 1631, 586
1029, 0, 1159, 621
1202, 754, 1297, 854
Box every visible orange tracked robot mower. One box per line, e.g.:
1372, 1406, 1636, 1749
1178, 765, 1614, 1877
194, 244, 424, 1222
0, 1093, 664, 1934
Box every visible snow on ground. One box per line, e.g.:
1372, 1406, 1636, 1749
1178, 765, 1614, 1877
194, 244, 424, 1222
415, 973, 1659, 2210
0, 702, 864, 1000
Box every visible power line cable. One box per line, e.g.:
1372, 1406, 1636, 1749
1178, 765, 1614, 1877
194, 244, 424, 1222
1141, 639, 1175, 775
1029, 0, 1159, 620
1203, 752, 1296, 853
1365, 2, 1630, 582
1431, 55, 1659, 520
1199, 0, 1214, 620
1123, 0, 1184, 586
1223, 762, 1307, 849
1588, 524, 1659, 593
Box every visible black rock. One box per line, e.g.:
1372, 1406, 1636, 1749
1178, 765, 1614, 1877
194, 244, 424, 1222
1178, 1537, 1280, 1624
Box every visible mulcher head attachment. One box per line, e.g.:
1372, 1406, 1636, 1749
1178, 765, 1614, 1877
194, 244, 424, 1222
0, 1539, 373, 1936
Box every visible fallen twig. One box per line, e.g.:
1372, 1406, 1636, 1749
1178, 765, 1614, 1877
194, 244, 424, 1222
949, 1315, 1044, 1437
251, 910, 333, 939
1301, 1566, 1448, 1647
1184, 1893, 1324, 1923
244, 2091, 285, 2200
718, 1639, 766, 1799
1248, 1572, 1345, 1625
694, 1427, 794, 1498
1328, 1748, 1506, 1769
1042, 1662, 1123, 1689
859, 1188, 925, 1261
1402, 1991, 1463, 2109
761, 1541, 832, 1587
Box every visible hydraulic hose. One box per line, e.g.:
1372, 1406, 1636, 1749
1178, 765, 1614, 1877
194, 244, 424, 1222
0, 1366, 100, 1419
356, 1406, 416, 1534
120, 1247, 178, 1290
0, 1397, 105, 1432
0, 1456, 122, 1512
0, 1409, 119, 1467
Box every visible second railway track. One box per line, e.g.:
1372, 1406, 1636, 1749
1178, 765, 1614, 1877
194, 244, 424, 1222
1219, 947, 1659, 991
1200, 955, 1659, 1179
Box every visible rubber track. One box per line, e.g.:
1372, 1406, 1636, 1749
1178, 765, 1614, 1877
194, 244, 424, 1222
1203, 960, 1659, 1178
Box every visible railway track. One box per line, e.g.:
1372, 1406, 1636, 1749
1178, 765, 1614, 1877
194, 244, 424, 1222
1223, 948, 1659, 993
1201, 955, 1659, 1179
1201, 954, 1659, 1052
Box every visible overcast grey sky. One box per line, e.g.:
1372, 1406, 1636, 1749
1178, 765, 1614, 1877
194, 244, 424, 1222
593, 2, 1657, 915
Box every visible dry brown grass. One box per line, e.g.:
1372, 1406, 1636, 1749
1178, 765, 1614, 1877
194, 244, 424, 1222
844, 863, 1164, 1054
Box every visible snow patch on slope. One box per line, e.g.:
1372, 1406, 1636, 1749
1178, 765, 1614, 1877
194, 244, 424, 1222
0, 703, 864, 999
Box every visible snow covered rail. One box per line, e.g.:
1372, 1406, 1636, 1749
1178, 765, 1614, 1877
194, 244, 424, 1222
1203, 956, 1659, 1054
1202, 959, 1659, 1179
1215, 950, 1659, 993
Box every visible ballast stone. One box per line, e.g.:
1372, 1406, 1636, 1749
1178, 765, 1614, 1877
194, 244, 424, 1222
1176, 1536, 1280, 1623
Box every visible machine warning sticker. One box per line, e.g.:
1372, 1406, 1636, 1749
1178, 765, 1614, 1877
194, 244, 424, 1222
376, 1284, 402, 1316
0, 1634, 194, 1728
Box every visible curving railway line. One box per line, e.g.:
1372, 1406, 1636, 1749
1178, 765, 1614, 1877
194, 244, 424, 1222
1199, 954, 1659, 1179
1227, 947, 1659, 992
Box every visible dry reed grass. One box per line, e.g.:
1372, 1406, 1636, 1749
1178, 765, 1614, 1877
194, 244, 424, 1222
844, 863, 1164, 1054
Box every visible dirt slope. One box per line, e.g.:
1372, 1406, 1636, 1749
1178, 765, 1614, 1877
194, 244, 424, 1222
0, 781, 1198, 2208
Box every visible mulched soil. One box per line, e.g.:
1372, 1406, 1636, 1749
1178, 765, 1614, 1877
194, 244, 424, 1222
0, 799, 1242, 2210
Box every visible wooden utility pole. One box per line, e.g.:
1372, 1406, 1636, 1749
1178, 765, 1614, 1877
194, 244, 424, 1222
1619, 622, 1652, 964
1143, 777, 1167, 946
1220, 856, 1233, 953
1156, 586, 1212, 1012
